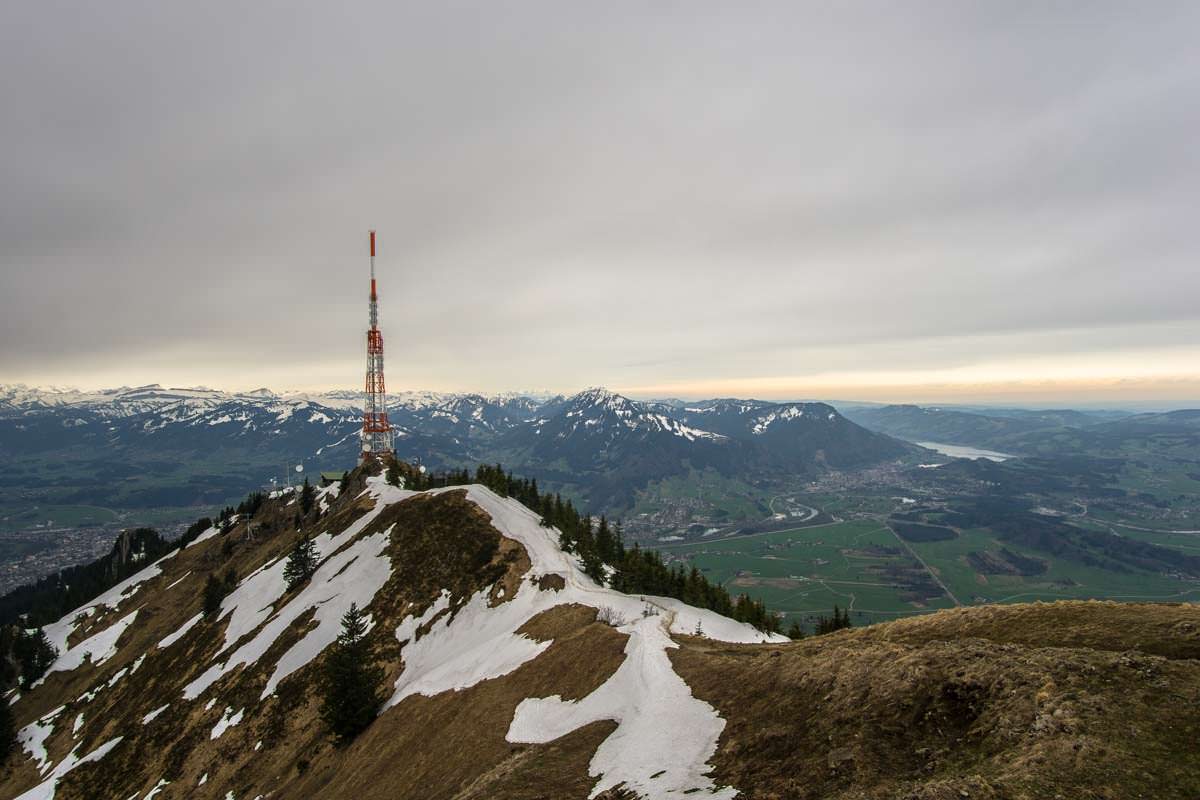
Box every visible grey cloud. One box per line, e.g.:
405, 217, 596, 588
1, 1, 1198, 400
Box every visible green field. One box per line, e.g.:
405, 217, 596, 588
1116, 460, 1200, 499
659, 521, 957, 627
656, 514, 1200, 630
1072, 516, 1200, 554
902, 527, 1199, 606
0, 503, 122, 531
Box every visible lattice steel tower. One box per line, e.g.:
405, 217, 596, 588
361, 230, 395, 458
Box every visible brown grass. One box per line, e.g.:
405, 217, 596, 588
275, 606, 626, 800
672, 601, 1200, 800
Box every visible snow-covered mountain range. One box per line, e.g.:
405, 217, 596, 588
0, 384, 914, 510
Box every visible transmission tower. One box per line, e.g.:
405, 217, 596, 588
361, 230, 395, 458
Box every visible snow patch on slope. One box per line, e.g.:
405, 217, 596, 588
18, 706, 64, 774
393, 590, 451, 644
384, 581, 552, 709
182, 477, 408, 700
316, 482, 340, 512
381, 484, 781, 799
751, 405, 806, 434
40, 547, 175, 660
15, 737, 123, 800
210, 707, 244, 740
142, 704, 169, 724
508, 615, 735, 799
157, 613, 202, 650
185, 523, 222, 549
38, 610, 140, 684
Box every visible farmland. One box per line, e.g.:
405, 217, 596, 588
657, 510, 1200, 631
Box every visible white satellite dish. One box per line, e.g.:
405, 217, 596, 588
295, 464, 304, 473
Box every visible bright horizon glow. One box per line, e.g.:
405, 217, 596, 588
6, 361, 1200, 410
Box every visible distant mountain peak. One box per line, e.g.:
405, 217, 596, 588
571, 386, 625, 403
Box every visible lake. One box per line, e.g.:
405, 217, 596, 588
914, 441, 1014, 461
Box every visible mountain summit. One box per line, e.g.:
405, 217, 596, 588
1, 460, 780, 800
3, 459, 1198, 799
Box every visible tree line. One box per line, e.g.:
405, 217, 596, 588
0, 527, 178, 629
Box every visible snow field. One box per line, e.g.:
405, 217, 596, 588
36, 610, 140, 685
39, 546, 179, 672
183, 477, 412, 700
507, 615, 736, 799
382, 484, 781, 799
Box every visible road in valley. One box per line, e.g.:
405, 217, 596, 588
883, 523, 962, 607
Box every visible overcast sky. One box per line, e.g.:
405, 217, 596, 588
2, 2, 1198, 406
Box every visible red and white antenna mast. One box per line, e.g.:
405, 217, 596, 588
361, 230, 395, 458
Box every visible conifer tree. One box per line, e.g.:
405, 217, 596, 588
0, 628, 16, 689
581, 549, 607, 584
13, 628, 56, 688
320, 603, 383, 741
0, 698, 13, 764
815, 605, 851, 635
300, 477, 316, 515
786, 619, 804, 640
595, 516, 615, 563
202, 574, 225, 616
558, 528, 575, 553
284, 536, 319, 591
